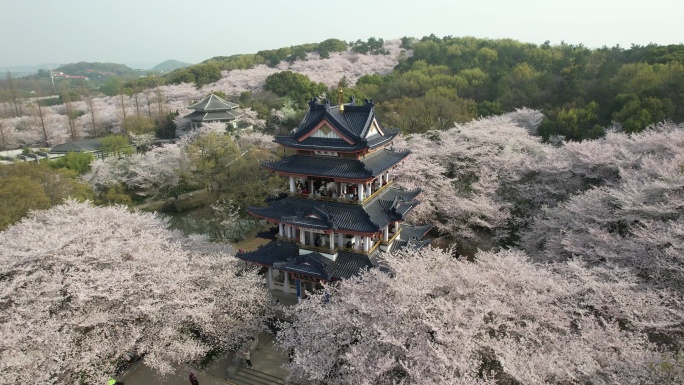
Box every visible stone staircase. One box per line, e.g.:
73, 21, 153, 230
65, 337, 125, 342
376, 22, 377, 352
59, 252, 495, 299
230, 367, 287, 385
226, 331, 289, 385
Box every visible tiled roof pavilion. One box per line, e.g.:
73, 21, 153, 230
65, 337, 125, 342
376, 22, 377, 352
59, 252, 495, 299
183, 94, 245, 127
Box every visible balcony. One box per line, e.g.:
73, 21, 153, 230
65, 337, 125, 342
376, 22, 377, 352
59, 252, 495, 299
380, 228, 402, 245
288, 180, 394, 205
274, 234, 382, 256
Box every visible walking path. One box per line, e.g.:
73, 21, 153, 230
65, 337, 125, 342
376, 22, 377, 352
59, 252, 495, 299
119, 290, 297, 385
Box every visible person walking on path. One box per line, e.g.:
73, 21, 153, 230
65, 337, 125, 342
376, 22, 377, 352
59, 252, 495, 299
242, 348, 253, 369
188, 372, 199, 385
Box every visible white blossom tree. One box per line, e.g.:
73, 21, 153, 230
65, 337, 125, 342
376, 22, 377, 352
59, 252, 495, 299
278, 247, 681, 385
83, 143, 186, 199
0, 200, 271, 385
393, 110, 548, 248
519, 123, 684, 293
0, 40, 409, 150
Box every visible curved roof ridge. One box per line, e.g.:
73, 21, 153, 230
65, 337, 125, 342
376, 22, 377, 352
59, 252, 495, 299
188, 93, 240, 111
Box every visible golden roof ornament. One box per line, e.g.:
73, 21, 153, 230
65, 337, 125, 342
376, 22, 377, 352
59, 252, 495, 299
338, 80, 344, 112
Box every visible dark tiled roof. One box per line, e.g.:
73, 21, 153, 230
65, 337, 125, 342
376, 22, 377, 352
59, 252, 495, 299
274, 252, 333, 280
263, 149, 410, 180
273, 130, 400, 152
248, 187, 421, 234
184, 109, 245, 122
237, 240, 377, 281
237, 236, 431, 280
188, 94, 240, 111
366, 130, 400, 148
272, 98, 400, 152
50, 138, 103, 153
327, 251, 376, 279
388, 238, 432, 254
235, 240, 298, 266
295, 101, 373, 141
400, 224, 433, 241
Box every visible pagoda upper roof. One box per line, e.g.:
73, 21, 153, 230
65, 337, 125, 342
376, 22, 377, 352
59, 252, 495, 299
263, 148, 410, 180
188, 94, 241, 112
273, 97, 400, 152
248, 186, 421, 234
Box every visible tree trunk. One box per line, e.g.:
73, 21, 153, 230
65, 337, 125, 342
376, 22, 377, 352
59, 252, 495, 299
145, 91, 152, 117
119, 93, 127, 134
133, 88, 140, 116
62, 89, 78, 141
36, 98, 48, 146
6, 71, 21, 117
0, 121, 7, 150
81, 81, 98, 137
155, 86, 164, 117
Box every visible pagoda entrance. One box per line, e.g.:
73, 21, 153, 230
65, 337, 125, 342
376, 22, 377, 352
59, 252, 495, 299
292, 273, 324, 300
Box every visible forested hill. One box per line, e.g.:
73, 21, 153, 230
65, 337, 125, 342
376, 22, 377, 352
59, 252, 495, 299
161, 35, 684, 141
151, 59, 192, 72
356, 36, 684, 141
55, 62, 138, 77
3, 35, 683, 145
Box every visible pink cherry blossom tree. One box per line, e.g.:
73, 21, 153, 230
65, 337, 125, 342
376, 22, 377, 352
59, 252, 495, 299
0, 200, 271, 385
278, 247, 681, 385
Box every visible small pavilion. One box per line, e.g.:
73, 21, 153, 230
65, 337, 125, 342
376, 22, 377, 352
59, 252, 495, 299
183, 94, 245, 130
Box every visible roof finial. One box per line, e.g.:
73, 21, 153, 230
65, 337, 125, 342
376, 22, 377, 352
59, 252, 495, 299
338, 80, 344, 112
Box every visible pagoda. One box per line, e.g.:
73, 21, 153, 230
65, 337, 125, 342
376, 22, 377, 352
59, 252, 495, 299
236, 95, 431, 298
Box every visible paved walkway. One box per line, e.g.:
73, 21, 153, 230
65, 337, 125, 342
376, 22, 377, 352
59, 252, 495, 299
119, 290, 298, 385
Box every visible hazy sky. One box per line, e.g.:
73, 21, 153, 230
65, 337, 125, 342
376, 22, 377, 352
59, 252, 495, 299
2, 0, 682, 69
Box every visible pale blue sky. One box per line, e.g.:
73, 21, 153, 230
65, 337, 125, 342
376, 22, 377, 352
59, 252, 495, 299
2, 0, 682, 68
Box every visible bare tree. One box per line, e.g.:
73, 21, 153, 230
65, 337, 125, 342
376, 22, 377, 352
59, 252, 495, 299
144, 89, 153, 118
118, 92, 127, 122
155, 86, 164, 118
132, 86, 141, 116
5, 71, 22, 117
61, 86, 78, 141
0, 119, 10, 150
80, 81, 98, 137
31, 81, 51, 147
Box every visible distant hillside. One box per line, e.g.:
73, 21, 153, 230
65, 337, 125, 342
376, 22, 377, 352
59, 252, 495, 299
55, 62, 138, 78
152, 60, 192, 72
0, 63, 61, 78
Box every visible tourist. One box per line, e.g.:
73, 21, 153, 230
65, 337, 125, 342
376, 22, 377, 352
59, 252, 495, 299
189, 372, 199, 385
242, 348, 253, 369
